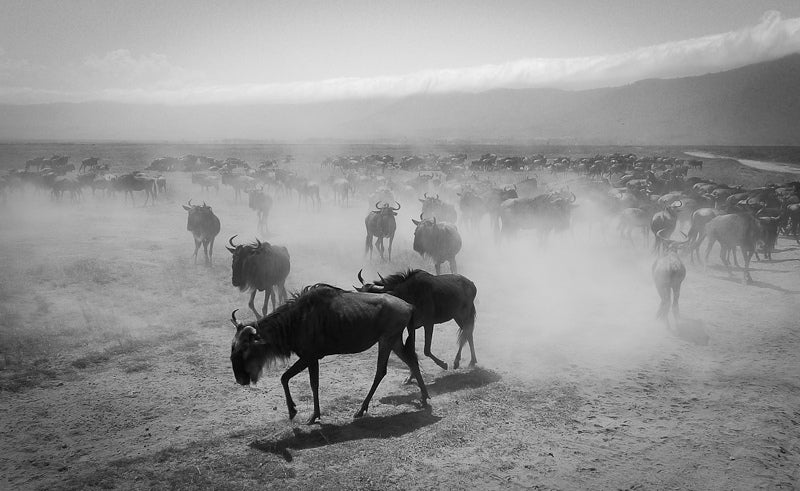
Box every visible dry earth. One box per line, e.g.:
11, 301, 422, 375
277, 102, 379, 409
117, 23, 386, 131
1, 154, 799, 490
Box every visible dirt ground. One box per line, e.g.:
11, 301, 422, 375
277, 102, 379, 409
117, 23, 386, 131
1, 156, 799, 490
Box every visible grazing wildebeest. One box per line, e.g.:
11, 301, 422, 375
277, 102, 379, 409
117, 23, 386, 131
247, 187, 273, 235
411, 214, 462, 274
227, 235, 290, 318
364, 201, 400, 261
182, 200, 221, 266
229, 284, 430, 424
115, 172, 157, 205
356, 268, 478, 373
652, 230, 688, 328
702, 212, 760, 284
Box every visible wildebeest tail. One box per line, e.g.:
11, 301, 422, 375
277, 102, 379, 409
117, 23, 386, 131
457, 303, 477, 347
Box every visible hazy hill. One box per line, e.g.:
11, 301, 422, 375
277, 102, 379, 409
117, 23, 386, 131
1, 53, 799, 144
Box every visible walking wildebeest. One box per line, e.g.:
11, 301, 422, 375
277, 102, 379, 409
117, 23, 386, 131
650, 200, 681, 254
182, 200, 221, 266
356, 269, 478, 374
229, 284, 430, 424
365, 201, 400, 261
411, 214, 462, 274
227, 235, 290, 318
247, 187, 273, 235
115, 172, 157, 205
419, 193, 458, 223
652, 229, 688, 328
702, 212, 760, 284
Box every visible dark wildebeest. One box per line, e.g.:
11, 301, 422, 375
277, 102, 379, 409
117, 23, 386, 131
247, 187, 273, 235
457, 187, 486, 230
686, 207, 722, 264
229, 284, 430, 424
364, 201, 400, 261
356, 269, 478, 374
182, 200, 221, 266
411, 215, 462, 274
115, 172, 157, 205
652, 230, 688, 328
227, 235, 290, 318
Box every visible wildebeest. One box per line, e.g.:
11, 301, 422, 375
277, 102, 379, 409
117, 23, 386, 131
365, 201, 400, 261
80, 157, 101, 173
182, 200, 221, 266
115, 172, 157, 205
419, 193, 458, 223
686, 207, 722, 264
192, 173, 220, 193
227, 235, 290, 318
229, 284, 430, 424
498, 190, 576, 243
650, 201, 681, 254
702, 212, 760, 284
652, 230, 688, 328
247, 187, 273, 235
356, 269, 478, 372
457, 188, 486, 230
411, 214, 462, 274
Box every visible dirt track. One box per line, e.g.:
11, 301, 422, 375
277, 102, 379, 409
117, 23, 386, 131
1, 166, 799, 490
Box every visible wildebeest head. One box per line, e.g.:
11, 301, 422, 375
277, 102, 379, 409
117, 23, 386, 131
229, 309, 287, 386
182, 199, 216, 232
354, 268, 386, 293
227, 235, 266, 290
375, 200, 400, 216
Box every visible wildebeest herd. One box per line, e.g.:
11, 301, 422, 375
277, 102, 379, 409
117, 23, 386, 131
3, 150, 799, 423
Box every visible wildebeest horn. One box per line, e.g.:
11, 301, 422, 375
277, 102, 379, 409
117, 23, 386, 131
419, 212, 424, 221
375, 201, 382, 210
424, 192, 429, 199
188, 199, 193, 206
436, 194, 439, 200
656, 229, 671, 241
391, 201, 400, 210
203, 201, 207, 207
230, 309, 241, 328
228, 235, 238, 248
569, 192, 576, 203
377, 272, 386, 283
357, 269, 365, 285
255, 238, 262, 249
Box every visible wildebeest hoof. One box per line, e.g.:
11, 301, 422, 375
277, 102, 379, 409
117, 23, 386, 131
288, 407, 297, 420
452, 361, 459, 369
468, 360, 476, 367
305, 413, 320, 425
353, 409, 366, 419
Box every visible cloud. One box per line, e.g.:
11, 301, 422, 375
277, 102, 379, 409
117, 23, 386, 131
81, 49, 202, 90
1, 11, 800, 105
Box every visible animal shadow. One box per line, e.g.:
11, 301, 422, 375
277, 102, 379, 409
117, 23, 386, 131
712, 275, 800, 293
249, 409, 442, 462
379, 367, 502, 406
671, 317, 710, 346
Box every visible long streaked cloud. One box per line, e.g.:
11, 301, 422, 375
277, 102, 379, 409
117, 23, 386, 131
1, 10, 800, 105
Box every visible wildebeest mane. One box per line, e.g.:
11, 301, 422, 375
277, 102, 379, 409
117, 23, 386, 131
375, 269, 426, 289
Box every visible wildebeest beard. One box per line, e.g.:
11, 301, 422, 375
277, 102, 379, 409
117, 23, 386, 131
231, 248, 258, 291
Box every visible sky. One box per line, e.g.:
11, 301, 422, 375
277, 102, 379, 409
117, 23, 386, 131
1, 0, 800, 105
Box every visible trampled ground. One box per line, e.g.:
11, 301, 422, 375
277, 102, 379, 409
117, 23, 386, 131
1, 153, 799, 490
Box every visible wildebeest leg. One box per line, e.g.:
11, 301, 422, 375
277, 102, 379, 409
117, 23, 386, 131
423, 324, 448, 370
387, 234, 394, 262
671, 284, 681, 324
354, 339, 393, 418
391, 338, 430, 407
248, 289, 260, 319
365, 233, 373, 258
656, 284, 671, 328
743, 249, 753, 284
453, 305, 477, 369
306, 360, 322, 425
434, 262, 442, 275
261, 285, 273, 317
192, 238, 201, 265
201, 240, 210, 266
281, 358, 310, 420
208, 237, 215, 266
449, 257, 458, 274
269, 286, 278, 313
